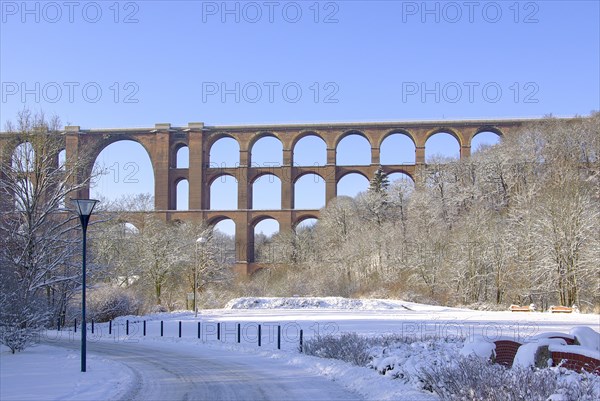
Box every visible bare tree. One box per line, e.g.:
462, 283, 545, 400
0, 109, 94, 350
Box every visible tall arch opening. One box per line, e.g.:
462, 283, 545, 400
337, 172, 369, 198
212, 219, 236, 265
425, 132, 460, 162
176, 179, 189, 210
253, 218, 280, 263
294, 174, 325, 209
11, 142, 35, 211
250, 136, 283, 167
336, 133, 371, 166
12, 142, 35, 172
209, 137, 240, 168
90, 140, 155, 208
176, 146, 189, 168
210, 175, 238, 210
293, 135, 326, 166
58, 149, 66, 171
471, 131, 501, 155
381, 133, 416, 164
252, 174, 281, 210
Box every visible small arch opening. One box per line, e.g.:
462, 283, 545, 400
293, 135, 326, 166
251, 136, 283, 167
210, 175, 238, 210
295, 217, 318, 233
381, 133, 416, 164
210, 137, 240, 168
388, 172, 415, 198
337, 173, 369, 198
471, 131, 501, 155
252, 174, 281, 210
336, 134, 371, 166
294, 174, 325, 209
425, 132, 460, 162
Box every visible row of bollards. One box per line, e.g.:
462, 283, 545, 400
67, 319, 305, 352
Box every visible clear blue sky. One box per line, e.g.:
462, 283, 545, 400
2, 0, 599, 235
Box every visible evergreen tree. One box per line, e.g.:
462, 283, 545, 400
369, 167, 390, 194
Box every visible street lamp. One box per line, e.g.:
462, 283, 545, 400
194, 236, 207, 317
72, 198, 99, 373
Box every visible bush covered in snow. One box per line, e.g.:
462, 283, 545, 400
302, 330, 600, 401
418, 356, 600, 401
0, 303, 47, 354
0, 292, 48, 354
303, 332, 372, 366
87, 286, 142, 322
369, 335, 463, 390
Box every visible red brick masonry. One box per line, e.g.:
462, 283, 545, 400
550, 351, 600, 375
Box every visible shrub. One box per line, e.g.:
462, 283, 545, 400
0, 297, 48, 354
418, 356, 600, 401
87, 286, 141, 322
303, 332, 371, 366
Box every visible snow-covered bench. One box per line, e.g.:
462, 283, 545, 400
548, 305, 574, 313
509, 304, 534, 312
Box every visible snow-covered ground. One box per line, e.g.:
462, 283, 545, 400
0, 344, 133, 401
1, 297, 599, 401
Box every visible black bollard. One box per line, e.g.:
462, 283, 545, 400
277, 325, 281, 350
258, 324, 262, 347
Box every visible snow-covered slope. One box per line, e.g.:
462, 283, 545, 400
225, 296, 454, 311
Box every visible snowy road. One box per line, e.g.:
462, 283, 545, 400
49, 339, 363, 401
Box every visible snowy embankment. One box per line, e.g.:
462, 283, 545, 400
225, 296, 437, 310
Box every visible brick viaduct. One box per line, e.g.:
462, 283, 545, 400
0, 118, 542, 274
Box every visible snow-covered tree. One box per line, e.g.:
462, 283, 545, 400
368, 166, 390, 194
0, 110, 95, 351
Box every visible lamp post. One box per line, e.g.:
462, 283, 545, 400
72, 198, 99, 373
194, 236, 207, 317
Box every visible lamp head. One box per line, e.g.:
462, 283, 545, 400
71, 198, 99, 217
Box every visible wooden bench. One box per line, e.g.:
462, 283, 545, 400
509, 304, 533, 312
548, 305, 573, 313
